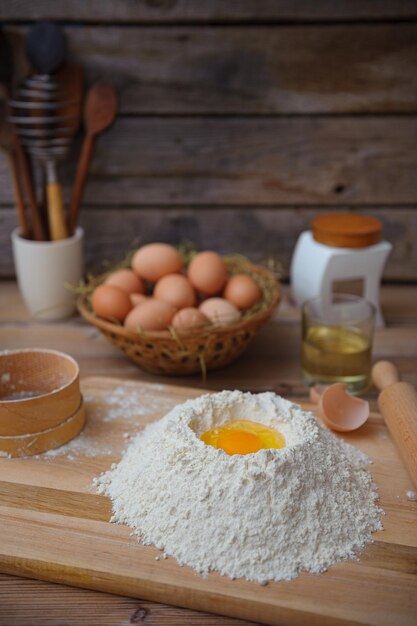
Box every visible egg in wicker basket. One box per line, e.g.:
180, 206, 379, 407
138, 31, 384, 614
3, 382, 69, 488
77, 253, 280, 376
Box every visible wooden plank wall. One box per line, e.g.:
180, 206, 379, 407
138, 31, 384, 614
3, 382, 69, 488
1, 1, 417, 280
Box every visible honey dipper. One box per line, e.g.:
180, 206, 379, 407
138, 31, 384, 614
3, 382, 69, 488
8, 22, 76, 240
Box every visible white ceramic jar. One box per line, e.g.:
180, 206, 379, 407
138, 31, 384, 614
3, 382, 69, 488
11, 227, 84, 320
290, 215, 392, 327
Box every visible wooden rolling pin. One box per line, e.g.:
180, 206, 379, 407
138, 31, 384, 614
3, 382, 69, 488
372, 361, 417, 488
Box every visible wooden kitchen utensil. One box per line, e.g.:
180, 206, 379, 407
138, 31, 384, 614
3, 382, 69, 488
25, 21, 67, 75
57, 63, 83, 124
372, 360, 417, 488
14, 137, 47, 240
0, 116, 30, 238
0, 402, 85, 457
10, 74, 80, 241
67, 83, 117, 234
15, 22, 70, 240
0, 349, 85, 458
1, 27, 45, 240
0, 349, 82, 437
0, 32, 28, 236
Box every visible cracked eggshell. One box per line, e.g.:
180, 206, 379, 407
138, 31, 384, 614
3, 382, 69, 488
318, 383, 370, 432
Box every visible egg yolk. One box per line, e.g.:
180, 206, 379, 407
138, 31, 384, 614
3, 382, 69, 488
200, 420, 285, 456
217, 430, 261, 455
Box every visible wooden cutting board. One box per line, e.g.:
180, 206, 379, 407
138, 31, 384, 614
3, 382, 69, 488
0, 377, 416, 626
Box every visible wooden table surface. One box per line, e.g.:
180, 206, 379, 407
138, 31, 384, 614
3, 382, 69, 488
1, 281, 416, 626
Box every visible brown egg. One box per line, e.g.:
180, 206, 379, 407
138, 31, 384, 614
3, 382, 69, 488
154, 274, 196, 309
132, 243, 182, 282
199, 298, 240, 326
224, 274, 261, 310
188, 251, 227, 296
124, 298, 177, 331
92, 285, 132, 322
130, 293, 149, 307
172, 307, 210, 331
105, 269, 145, 295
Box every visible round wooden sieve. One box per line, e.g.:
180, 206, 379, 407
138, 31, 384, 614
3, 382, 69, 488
0, 399, 85, 457
0, 349, 81, 436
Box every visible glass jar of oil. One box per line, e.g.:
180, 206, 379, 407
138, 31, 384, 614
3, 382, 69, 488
302, 294, 375, 394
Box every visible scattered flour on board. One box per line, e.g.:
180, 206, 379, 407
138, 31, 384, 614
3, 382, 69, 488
40, 385, 173, 460
96, 390, 384, 584
101, 386, 169, 422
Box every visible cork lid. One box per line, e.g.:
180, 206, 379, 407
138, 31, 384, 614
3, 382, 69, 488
311, 213, 382, 248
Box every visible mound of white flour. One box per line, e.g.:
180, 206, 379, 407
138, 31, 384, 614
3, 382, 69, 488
96, 390, 383, 584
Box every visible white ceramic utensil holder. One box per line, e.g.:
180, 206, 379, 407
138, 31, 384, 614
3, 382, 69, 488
12, 227, 84, 320
290, 231, 392, 327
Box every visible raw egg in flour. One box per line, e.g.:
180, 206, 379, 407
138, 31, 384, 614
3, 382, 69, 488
200, 420, 285, 455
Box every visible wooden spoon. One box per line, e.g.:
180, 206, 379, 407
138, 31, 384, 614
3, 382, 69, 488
67, 83, 117, 234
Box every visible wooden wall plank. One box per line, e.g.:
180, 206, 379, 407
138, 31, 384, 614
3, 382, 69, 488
6, 24, 416, 114
1, 117, 416, 206
2, 1, 417, 23
1, 207, 415, 280
1, 9, 416, 285
65, 24, 417, 114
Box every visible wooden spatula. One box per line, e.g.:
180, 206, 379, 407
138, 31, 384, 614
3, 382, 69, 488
372, 361, 417, 488
67, 83, 117, 235
0, 116, 30, 238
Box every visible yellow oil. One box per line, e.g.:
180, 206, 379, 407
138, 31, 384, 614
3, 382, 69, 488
302, 325, 371, 393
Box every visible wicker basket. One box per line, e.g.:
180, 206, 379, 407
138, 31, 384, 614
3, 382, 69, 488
77, 259, 280, 376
